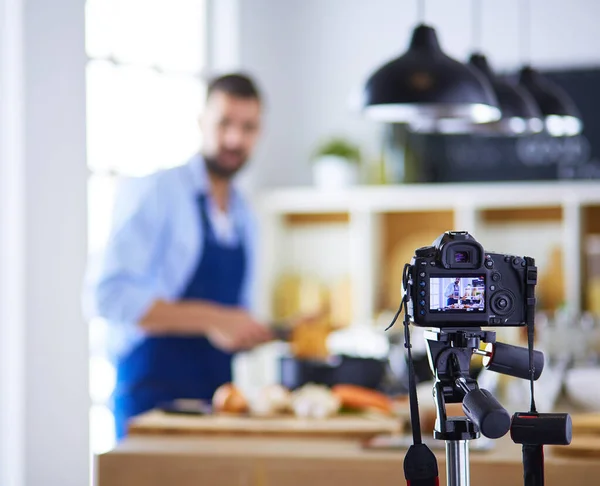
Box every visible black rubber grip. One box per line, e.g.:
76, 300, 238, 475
483, 342, 544, 381
462, 388, 511, 439
522, 444, 545, 486
510, 412, 572, 446
403, 444, 439, 486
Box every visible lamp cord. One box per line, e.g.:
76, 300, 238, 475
472, 0, 482, 52
417, 0, 426, 24
519, 0, 532, 65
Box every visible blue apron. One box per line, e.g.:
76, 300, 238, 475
113, 194, 246, 439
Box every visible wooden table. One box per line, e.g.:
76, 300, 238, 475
96, 432, 600, 486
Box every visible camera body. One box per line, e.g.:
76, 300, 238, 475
407, 231, 537, 328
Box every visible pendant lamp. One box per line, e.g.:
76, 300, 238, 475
519, 67, 582, 137
362, 1, 500, 125
516, 0, 583, 136
428, 0, 543, 135
435, 54, 543, 135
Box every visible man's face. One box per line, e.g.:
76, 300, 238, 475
455, 278, 460, 284
200, 91, 262, 179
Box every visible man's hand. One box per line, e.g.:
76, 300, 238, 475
140, 300, 273, 351
206, 308, 273, 352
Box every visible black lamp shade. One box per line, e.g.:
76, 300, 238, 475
363, 24, 500, 124
471, 55, 541, 120
519, 66, 583, 136
467, 54, 543, 134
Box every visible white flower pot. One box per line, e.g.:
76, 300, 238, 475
312, 155, 359, 189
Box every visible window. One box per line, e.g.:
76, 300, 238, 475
85, 0, 207, 454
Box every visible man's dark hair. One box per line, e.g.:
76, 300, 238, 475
206, 73, 261, 102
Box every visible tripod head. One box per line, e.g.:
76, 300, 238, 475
424, 327, 544, 441
426, 328, 506, 440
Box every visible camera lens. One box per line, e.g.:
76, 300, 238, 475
455, 251, 470, 263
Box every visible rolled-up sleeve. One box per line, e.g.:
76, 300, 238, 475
84, 174, 168, 325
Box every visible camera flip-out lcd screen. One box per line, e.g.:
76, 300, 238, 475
430, 276, 486, 312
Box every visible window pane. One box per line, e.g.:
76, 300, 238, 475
90, 355, 116, 403
85, 0, 116, 59
86, 60, 205, 175
86, 0, 206, 73
90, 404, 116, 454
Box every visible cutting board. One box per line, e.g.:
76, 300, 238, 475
547, 414, 600, 458
572, 413, 600, 435
128, 410, 403, 440
549, 436, 600, 458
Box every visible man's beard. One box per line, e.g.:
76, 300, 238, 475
204, 152, 247, 179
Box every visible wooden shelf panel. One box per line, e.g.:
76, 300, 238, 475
379, 210, 454, 309
584, 205, 600, 235
582, 205, 600, 314
284, 213, 349, 225
480, 206, 563, 223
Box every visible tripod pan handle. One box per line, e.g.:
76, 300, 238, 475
462, 388, 510, 439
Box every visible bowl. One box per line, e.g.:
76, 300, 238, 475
279, 355, 388, 390
564, 367, 600, 412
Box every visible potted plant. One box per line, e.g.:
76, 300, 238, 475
311, 137, 361, 188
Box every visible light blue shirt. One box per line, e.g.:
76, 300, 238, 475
83, 154, 257, 360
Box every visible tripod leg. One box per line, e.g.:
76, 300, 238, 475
445, 440, 470, 486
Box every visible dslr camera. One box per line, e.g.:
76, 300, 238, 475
407, 231, 537, 328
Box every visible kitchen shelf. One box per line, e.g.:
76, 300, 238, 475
255, 181, 600, 214
253, 180, 600, 324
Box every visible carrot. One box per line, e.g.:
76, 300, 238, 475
331, 384, 393, 415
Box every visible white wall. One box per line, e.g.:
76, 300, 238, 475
0, 0, 26, 484
239, 0, 600, 188
23, 0, 90, 482
0, 0, 90, 485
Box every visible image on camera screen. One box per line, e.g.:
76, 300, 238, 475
430, 276, 486, 312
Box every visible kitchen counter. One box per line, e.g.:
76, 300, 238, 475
95, 432, 599, 486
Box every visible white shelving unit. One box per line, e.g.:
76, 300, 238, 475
253, 181, 600, 322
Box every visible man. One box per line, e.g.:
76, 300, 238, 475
85, 73, 272, 439
444, 278, 461, 307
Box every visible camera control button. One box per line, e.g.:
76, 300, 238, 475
492, 272, 501, 282
420, 290, 426, 297
513, 257, 522, 266
419, 310, 425, 315
485, 260, 494, 268
504, 256, 511, 262
415, 246, 436, 258
420, 300, 426, 306
490, 285, 496, 291
419, 281, 426, 288
420, 272, 426, 277
491, 290, 515, 316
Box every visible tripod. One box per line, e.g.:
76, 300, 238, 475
425, 328, 518, 486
